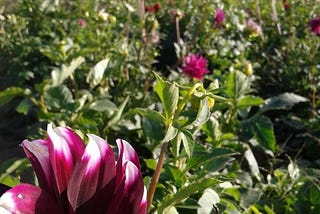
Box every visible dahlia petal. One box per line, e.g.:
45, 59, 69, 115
139, 186, 147, 214
67, 134, 116, 211
116, 139, 140, 170
47, 124, 85, 194
22, 139, 53, 194
111, 161, 145, 214
0, 183, 63, 214
116, 139, 141, 188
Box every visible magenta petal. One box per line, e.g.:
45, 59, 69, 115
139, 186, 147, 214
116, 139, 140, 170
0, 183, 63, 214
116, 139, 141, 188
67, 134, 116, 211
22, 139, 53, 194
111, 161, 145, 214
47, 124, 85, 194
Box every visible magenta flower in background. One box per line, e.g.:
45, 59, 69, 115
0, 124, 146, 214
214, 8, 225, 28
182, 54, 209, 80
77, 18, 86, 28
309, 17, 320, 36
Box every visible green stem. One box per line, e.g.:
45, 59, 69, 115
174, 83, 203, 119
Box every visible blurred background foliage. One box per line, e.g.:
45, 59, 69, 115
0, 0, 320, 213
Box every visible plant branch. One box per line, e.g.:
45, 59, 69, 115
147, 142, 168, 213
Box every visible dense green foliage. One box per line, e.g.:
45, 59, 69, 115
0, 0, 320, 213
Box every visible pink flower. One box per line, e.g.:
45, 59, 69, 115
0, 124, 146, 214
77, 18, 86, 28
245, 19, 263, 36
309, 17, 320, 36
214, 8, 225, 28
181, 54, 209, 80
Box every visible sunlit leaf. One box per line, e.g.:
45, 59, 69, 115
258, 93, 308, 114
158, 178, 219, 213
86, 58, 110, 88
153, 72, 179, 122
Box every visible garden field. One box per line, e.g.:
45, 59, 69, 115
0, 0, 320, 213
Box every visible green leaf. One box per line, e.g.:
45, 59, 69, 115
241, 115, 277, 151
44, 85, 78, 111
187, 148, 237, 170
51, 56, 85, 86
162, 124, 178, 143
16, 99, 31, 115
86, 58, 110, 88
135, 108, 165, 124
89, 98, 117, 113
142, 119, 164, 143
0, 158, 29, 186
188, 97, 211, 128
225, 70, 250, 100
153, 72, 179, 122
144, 159, 157, 171
244, 148, 260, 175
163, 206, 179, 214
238, 96, 265, 108
158, 178, 219, 213
168, 165, 186, 187
107, 96, 129, 127
180, 129, 194, 158
0, 87, 30, 107
310, 184, 320, 205
239, 188, 261, 208
198, 188, 220, 214
258, 93, 308, 114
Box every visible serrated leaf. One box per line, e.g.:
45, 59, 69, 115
238, 96, 265, 108
87, 58, 110, 88
158, 178, 219, 213
241, 115, 277, 151
258, 93, 308, 114
153, 72, 179, 122
51, 56, 85, 86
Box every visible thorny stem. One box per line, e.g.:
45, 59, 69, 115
147, 142, 168, 213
